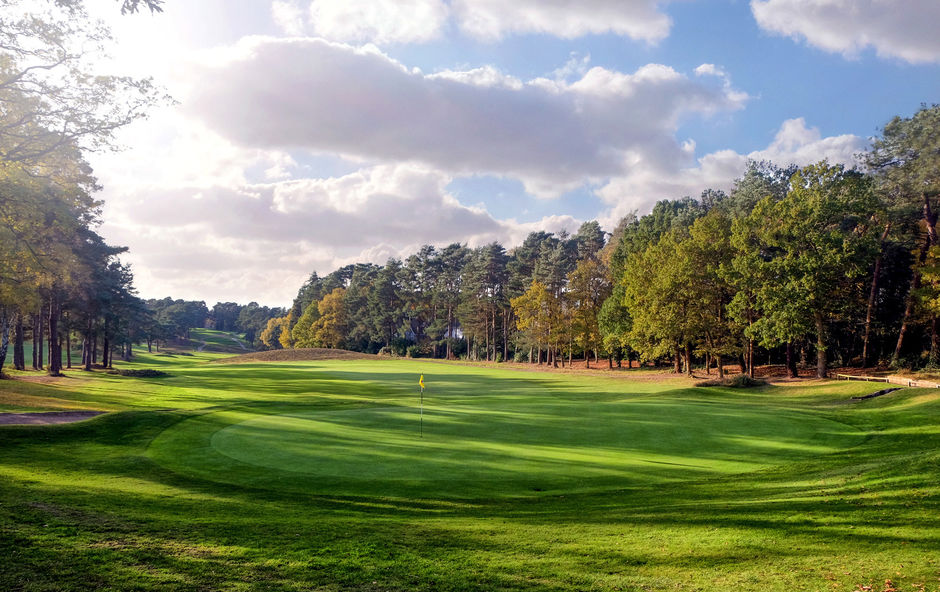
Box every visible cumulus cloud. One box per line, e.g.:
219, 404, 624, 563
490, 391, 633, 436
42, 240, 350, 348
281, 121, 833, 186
307, 0, 448, 45
596, 117, 867, 225
451, 0, 672, 43
187, 37, 747, 198
273, 0, 673, 44
99, 163, 572, 304
751, 0, 940, 63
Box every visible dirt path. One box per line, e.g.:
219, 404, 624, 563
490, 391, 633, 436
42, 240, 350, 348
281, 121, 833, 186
0, 411, 105, 425
229, 335, 248, 350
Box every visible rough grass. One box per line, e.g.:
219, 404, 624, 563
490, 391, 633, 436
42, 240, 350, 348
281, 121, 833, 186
0, 345, 938, 591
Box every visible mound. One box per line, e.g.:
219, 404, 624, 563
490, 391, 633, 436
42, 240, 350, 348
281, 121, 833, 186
214, 348, 376, 364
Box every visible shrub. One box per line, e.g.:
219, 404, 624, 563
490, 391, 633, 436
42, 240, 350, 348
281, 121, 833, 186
696, 375, 766, 388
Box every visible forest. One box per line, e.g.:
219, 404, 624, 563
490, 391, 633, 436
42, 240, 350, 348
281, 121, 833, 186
256, 104, 940, 379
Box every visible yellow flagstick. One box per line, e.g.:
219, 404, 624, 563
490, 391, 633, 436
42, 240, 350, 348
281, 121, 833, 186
418, 375, 425, 438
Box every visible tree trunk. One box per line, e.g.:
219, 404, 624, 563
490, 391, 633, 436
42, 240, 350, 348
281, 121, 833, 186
786, 342, 798, 378
925, 192, 938, 245
685, 342, 693, 376
13, 314, 24, 371
492, 307, 497, 362
862, 223, 890, 367
815, 313, 827, 378
747, 339, 755, 379
445, 306, 452, 360
84, 318, 94, 371
48, 294, 62, 376
717, 354, 724, 379
502, 308, 508, 363
932, 316, 940, 366
37, 310, 45, 370
32, 314, 39, 369
485, 310, 490, 362
895, 234, 932, 365
0, 309, 9, 376
674, 345, 681, 373
894, 272, 921, 365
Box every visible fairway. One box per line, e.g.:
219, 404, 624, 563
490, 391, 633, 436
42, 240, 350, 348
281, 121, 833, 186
2, 350, 939, 592
150, 392, 863, 497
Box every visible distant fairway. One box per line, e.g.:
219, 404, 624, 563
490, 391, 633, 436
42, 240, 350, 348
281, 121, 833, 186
1, 345, 939, 592
150, 389, 862, 497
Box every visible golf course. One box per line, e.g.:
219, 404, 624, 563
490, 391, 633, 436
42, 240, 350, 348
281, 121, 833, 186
0, 330, 937, 591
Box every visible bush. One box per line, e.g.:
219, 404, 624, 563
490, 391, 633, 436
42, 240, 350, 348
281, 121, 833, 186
696, 375, 766, 388
406, 343, 434, 358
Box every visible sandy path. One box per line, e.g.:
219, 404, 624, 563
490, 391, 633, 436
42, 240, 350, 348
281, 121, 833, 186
0, 411, 105, 425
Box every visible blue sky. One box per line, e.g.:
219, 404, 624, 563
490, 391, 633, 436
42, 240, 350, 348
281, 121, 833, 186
80, 0, 940, 305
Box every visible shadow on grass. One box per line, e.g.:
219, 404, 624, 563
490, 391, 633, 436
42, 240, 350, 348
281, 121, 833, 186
1, 375, 938, 591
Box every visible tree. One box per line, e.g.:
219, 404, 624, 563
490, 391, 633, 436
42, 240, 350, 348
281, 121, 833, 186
0, 0, 163, 168
310, 288, 347, 348
291, 300, 319, 348
369, 259, 406, 349
735, 162, 880, 378
459, 243, 508, 361
865, 104, 940, 364
574, 220, 606, 262
678, 211, 737, 377
511, 281, 556, 365
432, 244, 469, 359
401, 246, 440, 355
598, 283, 632, 368
567, 258, 610, 367
622, 231, 697, 374
260, 316, 285, 350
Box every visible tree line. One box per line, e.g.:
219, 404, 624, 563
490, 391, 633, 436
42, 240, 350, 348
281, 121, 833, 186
268, 104, 940, 378
0, 0, 163, 375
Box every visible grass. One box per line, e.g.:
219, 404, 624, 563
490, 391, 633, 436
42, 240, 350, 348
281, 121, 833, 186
0, 340, 938, 591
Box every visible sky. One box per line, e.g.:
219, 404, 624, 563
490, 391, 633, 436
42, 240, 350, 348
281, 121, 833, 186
79, 0, 940, 307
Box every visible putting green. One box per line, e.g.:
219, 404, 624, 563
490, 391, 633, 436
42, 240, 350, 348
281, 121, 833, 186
149, 394, 864, 498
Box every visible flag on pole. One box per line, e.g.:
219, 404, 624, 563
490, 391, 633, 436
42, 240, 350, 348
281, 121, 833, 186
418, 374, 425, 437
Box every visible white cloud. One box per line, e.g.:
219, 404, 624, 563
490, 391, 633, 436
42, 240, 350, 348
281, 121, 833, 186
271, 0, 306, 37
451, 0, 672, 43
307, 0, 449, 45
273, 0, 673, 44
751, 0, 940, 63
99, 163, 565, 305
596, 117, 867, 226
187, 37, 747, 198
